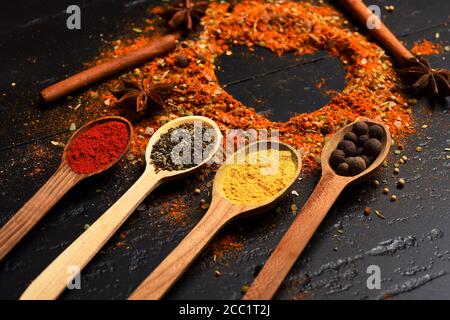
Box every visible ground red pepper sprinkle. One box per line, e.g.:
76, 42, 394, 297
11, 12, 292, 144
411, 39, 443, 56
209, 234, 244, 259
67, 121, 129, 174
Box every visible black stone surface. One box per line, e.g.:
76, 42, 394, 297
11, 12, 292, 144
0, 0, 448, 300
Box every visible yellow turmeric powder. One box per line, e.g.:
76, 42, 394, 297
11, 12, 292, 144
221, 149, 297, 204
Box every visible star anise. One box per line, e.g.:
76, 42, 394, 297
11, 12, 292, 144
161, 0, 208, 32
399, 56, 450, 99
111, 78, 173, 113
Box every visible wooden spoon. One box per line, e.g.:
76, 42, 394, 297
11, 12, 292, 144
0, 116, 133, 262
20, 116, 222, 300
129, 140, 302, 300
243, 118, 391, 300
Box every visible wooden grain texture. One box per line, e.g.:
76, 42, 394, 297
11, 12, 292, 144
243, 118, 392, 300
243, 172, 343, 300
20, 168, 160, 300
338, 0, 414, 63
0, 164, 82, 262
129, 197, 241, 300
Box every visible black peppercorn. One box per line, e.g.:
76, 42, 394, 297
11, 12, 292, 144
336, 162, 350, 176
330, 149, 346, 167
175, 55, 190, 68
369, 124, 384, 140
337, 140, 357, 156
352, 121, 369, 136
357, 134, 369, 147
364, 138, 382, 157
347, 156, 367, 175
344, 132, 358, 144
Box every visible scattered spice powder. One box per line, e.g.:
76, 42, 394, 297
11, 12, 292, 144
67, 121, 129, 174
209, 234, 243, 259
411, 39, 443, 56
162, 197, 189, 225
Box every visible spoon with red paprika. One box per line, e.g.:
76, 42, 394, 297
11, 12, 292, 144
0, 116, 133, 262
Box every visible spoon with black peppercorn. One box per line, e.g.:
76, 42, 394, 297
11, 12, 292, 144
243, 118, 391, 300
20, 116, 222, 300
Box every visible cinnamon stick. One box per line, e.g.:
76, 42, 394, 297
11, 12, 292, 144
40, 32, 181, 104
337, 0, 414, 64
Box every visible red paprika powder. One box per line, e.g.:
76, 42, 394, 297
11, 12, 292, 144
67, 121, 129, 174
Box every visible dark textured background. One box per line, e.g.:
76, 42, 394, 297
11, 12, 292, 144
0, 0, 449, 300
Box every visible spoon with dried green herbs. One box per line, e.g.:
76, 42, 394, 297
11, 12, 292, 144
244, 118, 391, 300
20, 116, 222, 300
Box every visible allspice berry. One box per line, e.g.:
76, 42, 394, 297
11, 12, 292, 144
369, 124, 384, 140
338, 140, 357, 156
361, 155, 373, 167
344, 132, 358, 144
347, 156, 367, 175
330, 149, 346, 167
352, 121, 369, 136
175, 55, 190, 68
336, 162, 350, 176
357, 134, 369, 147
364, 138, 382, 157
397, 178, 406, 188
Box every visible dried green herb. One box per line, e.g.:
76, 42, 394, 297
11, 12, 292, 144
150, 122, 215, 171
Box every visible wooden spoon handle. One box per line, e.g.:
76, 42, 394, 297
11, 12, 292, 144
337, 0, 414, 63
129, 198, 236, 300
0, 165, 81, 262
243, 173, 343, 300
20, 169, 159, 300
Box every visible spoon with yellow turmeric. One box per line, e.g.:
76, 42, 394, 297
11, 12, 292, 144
129, 140, 302, 299
243, 118, 391, 300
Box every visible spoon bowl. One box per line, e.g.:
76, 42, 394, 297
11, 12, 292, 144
145, 115, 222, 180
62, 115, 133, 177
212, 140, 302, 215
244, 117, 392, 300
321, 117, 391, 184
